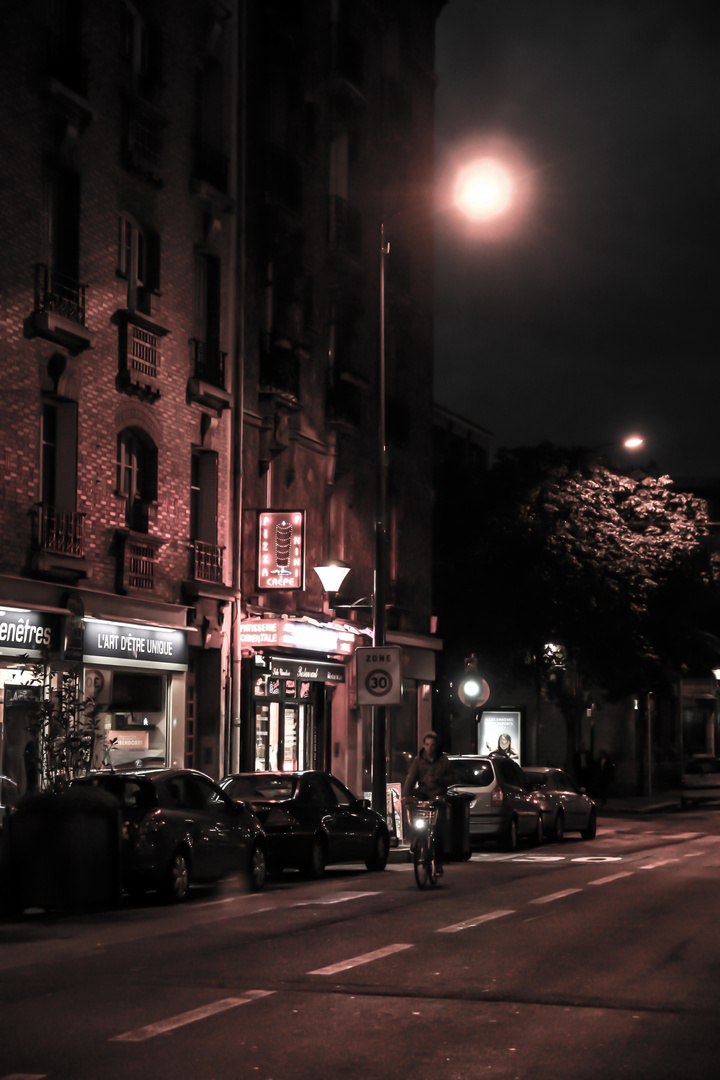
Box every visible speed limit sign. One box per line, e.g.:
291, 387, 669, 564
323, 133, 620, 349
356, 646, 402, 706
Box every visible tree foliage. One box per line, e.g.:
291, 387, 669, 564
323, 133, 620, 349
441, 444, 719, 705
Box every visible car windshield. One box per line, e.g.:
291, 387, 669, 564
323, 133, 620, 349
450, 760, 494, 787
224, 775, 297, 801
524, 772, 548, 789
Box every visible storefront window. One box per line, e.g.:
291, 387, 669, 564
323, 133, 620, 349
251, 672, 315, 771
83, 665, 168, 770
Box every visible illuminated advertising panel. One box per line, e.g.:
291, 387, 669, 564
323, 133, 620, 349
478, 710, 522, 764
257, 511, 305, 590
239, 618, 356, 656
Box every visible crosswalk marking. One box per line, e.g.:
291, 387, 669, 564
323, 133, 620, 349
309, 943, 412, 975
110, 991, 274, 1042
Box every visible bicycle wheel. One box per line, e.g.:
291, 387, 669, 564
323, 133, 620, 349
414, 839, 439, 888
414, 839, 430, 888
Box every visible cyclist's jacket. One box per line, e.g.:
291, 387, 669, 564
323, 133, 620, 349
402, 748, 455, 800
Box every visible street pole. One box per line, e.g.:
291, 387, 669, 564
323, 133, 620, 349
372, 223, 389, 817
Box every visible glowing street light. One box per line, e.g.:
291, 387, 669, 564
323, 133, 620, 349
454, 158, 514, 221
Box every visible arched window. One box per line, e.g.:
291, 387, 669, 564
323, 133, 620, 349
117, 427, 157, 531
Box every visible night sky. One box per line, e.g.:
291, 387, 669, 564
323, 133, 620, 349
433, 0, 720, 479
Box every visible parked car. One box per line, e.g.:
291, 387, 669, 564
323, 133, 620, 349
72, 768, 267, 901
220, 770, 390, 877
0, 774, 18, 832
522, 766, 597, 841
447, 755, 544, 851
680, 755, 720, 808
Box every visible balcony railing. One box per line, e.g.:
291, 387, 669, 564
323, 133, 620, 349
193, 540, 224, 584
126, 540, 155, 591
37, 504, 85, 557
34, 264, 87, 326
129, 324, 159, 379
189, 338, 226, 389
328, 196, 362, 260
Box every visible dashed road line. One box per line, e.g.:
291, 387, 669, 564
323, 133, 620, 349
529, 888, 583, 904
640, 858, 680, 869
294, 891, 379, 907
589, 871, 635, 885
437, 910, 515, 933
110, 991, 274, 1042
1, 1074, 48, 1079
309, 943, 412, 975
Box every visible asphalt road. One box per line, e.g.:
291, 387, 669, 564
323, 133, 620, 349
1, 808, 720, 1080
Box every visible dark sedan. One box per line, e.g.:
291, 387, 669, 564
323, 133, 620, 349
220, 771, 390, 877
73, 768, 267, 901
523, 767, 597, 841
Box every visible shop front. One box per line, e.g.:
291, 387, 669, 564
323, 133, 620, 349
0, 602, 188, 796
82, 618, 188, 771
238, 617, 360, 775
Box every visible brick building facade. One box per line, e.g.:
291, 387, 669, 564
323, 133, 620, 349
0, 0, 444, 800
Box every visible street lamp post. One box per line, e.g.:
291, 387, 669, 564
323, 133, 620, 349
372, 223, 390, 817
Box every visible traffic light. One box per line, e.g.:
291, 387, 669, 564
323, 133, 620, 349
457, 654, 490, 708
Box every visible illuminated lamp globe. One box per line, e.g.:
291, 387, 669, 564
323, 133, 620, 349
623, 435, 644, 450
313, 559, 351, 597
454, 159, 514, 221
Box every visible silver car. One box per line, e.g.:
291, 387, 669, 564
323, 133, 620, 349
448, 755, 543, 851
523, 767, 597, 841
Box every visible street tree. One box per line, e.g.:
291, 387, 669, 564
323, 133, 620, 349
440, 444, 719, 750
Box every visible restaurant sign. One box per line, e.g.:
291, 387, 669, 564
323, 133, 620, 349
257, 510, 305, 590
240, 618, 356, 656
269, 657, 346, 684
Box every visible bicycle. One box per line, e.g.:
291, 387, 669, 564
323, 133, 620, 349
407, 798, 444, 888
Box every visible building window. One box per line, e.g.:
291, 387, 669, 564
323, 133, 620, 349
37, 397, 84, 557
190, 449, 222, 583
190, 254, 224, 386
121, 1, 149, 77
38, 163, 85, 324
117, 427, 157, 532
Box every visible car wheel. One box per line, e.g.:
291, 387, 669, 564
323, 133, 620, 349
553, 812, 565, 843
306, 835, 326, 879
365, 828, 389, 871
162, 848, 190, 903
503, 817, 518, 852
581, 810, 597, 840
248, 843, 267, 892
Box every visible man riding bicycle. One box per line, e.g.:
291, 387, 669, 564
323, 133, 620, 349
402, 731, 454, 870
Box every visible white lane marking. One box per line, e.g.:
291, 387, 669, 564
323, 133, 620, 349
573, 856, 622, 863
529, 888, 583, 904
309, 943, 412, 975
589, 871, 635, 885
512, 855, 565, 863
294, 891, 379, 907
659, 833, 701, 840
110, 991, 274, 1042
437, 910, 515, 934
640, 858, 680, 869
2, 1075, 48, 1079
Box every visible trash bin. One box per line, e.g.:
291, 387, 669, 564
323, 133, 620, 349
445, 791, 473, 861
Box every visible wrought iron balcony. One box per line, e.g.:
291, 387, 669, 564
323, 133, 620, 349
34, 264, 87, 326
193, 540, 224, 584
190, 338, 226, 389
36, 504, 85, 558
